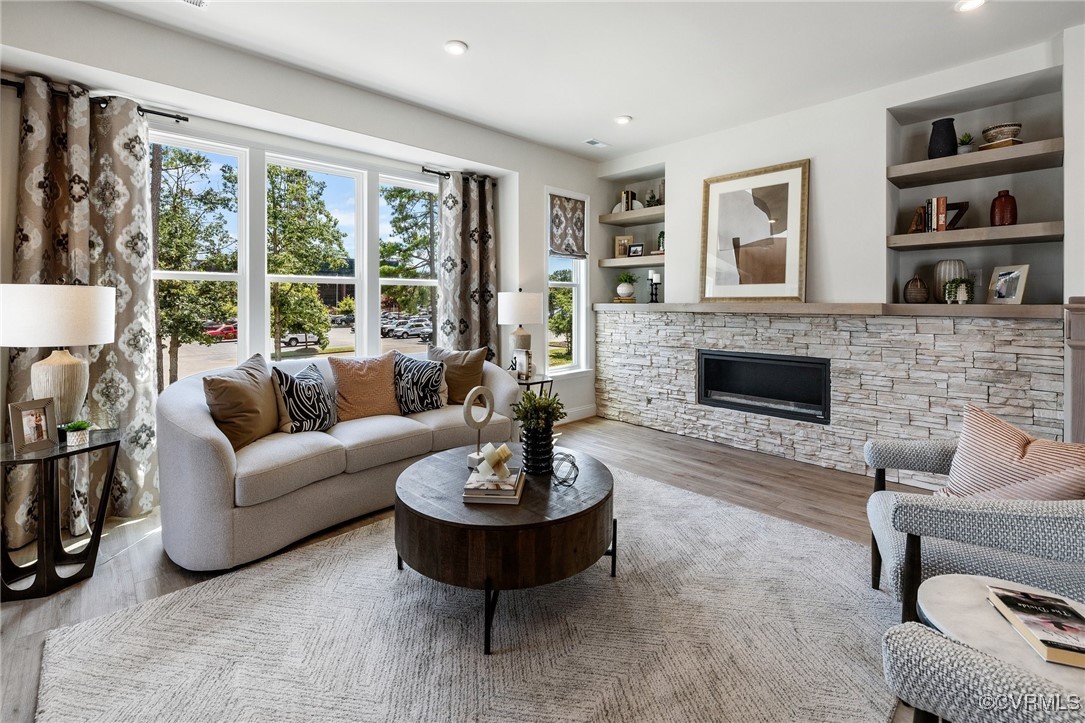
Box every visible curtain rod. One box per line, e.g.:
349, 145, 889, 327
422, 166, 494, 183
1, 78, 189, 123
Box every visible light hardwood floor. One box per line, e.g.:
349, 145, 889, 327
1, 417, 911, 721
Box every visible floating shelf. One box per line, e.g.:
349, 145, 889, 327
886, 138, 1064, 189
598, 205, 665, 227
598, 256, 666, 269
592, 302, 1064, 319
886, 221, 1064, 251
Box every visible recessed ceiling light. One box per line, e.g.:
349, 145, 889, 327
954, 0, 985, 11
180, 0, 207, 7
614, 115, 633, 125
444, 40, 469, 56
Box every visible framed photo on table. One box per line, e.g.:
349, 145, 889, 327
988, 265, 1029, 304
8, 398, 58, 454
700, 159, 809, 302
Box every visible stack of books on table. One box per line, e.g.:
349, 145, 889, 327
463, 467, 526, 505
987, 585, 1085, 669
611, 297, 637, 303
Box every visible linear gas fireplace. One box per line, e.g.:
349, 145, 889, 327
697, 349, 830, 425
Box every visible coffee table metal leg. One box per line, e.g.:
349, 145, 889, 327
484, 579, 500, 655
603, 518, 617, 577
396, 554, 403, 571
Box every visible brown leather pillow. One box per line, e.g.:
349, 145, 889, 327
202, 354, 279, 451
329, 352, 401, 421
427, 347, 487, 405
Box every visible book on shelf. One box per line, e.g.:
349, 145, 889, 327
611, 297, 637, 303
987, 585, 1085, 669
979, 138, 1024, 151
463, 467, 525, 505
936, 196, 947, 232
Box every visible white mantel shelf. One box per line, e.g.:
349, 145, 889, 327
593, 302, 1065, 319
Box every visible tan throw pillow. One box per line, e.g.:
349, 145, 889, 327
202, 354, 279, 451
941, 405, 1085, 500
427, 347, 486, 405
329, 352, 400, 421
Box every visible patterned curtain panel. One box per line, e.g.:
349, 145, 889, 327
436, 172, 498, 360
548, 193, 587, 259
3, 76, 158, 550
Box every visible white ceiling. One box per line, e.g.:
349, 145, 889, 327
94, 1, 1084, 160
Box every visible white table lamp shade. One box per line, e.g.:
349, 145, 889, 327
0, 284, 117, 424
497, 291, 544, 326
0, 285, 116, 347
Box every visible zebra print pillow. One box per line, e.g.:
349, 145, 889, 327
393, 352, 445, 415
271, 364, 335, 433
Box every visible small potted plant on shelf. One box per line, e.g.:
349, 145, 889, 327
616, 272, 638, 299
60, 420, 93, 446
943, 277, 975, 304
957, 132, 975, 154
512, 390, 567, 476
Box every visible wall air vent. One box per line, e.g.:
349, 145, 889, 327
583, 138, 609, 148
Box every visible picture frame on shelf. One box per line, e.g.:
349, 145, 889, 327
988, 265, 1029, 305
628, 243, 645, 257
8, 398, 59, 454
614, 235, 633, 258
700, 159, 809, 302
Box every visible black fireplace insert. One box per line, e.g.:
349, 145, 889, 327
697, 349, 830, 424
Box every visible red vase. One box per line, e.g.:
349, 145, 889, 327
990, 190, 1017, 226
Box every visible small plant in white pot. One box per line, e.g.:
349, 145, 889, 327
61, 420, 93, 446
943, 277, 975, 304
957, 132, 975, 154
616, 272, 638, 299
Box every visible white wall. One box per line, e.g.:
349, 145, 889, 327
599, 33, 1082, 304
0, 1, 609, 416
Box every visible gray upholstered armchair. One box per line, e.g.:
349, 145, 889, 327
865, 439, 1085, 622
883, 622, 1085, 723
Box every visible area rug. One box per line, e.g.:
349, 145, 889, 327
38, 469, 898, 722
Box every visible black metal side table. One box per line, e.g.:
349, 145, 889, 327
1, 429, 120, 600
516, 375, 554, 397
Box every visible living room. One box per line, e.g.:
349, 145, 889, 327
1, 1, 1084, 721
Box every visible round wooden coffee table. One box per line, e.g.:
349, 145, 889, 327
394, 444, 616, 654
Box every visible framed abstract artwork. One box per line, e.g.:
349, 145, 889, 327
988, 264, 1029, 304
700, 159, 810, 302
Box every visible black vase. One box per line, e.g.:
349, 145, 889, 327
928, 118, 957, 159
521, 426, 554, 476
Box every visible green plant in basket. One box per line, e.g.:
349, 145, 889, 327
617, 272, 638, 285
512, 390, 567, 431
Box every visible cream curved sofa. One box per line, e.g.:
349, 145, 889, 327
157, 357, 518, 571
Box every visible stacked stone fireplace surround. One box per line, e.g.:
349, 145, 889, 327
595, 311, 1066, 489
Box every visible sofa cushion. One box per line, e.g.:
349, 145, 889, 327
272, 363, 335, 433
329, 353, 400, 421
393, 351, 445, 415
235, 432, 346, 507
203, 354, 279, 451
942, 405, 1085, 500
427, 347, 486, 404
409, 406, 512, 451
326, 415, 433, 474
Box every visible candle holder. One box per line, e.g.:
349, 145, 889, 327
649, 281, 660, 303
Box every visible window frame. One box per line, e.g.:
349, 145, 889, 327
543, 186, 590, 376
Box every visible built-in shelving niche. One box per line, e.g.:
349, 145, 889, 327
885, 67, 1065, 306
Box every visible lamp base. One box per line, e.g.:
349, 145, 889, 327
30, 349, 88, 425
510, 326, 531, 350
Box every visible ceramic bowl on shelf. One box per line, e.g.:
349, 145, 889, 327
982, 123, 1022, 143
